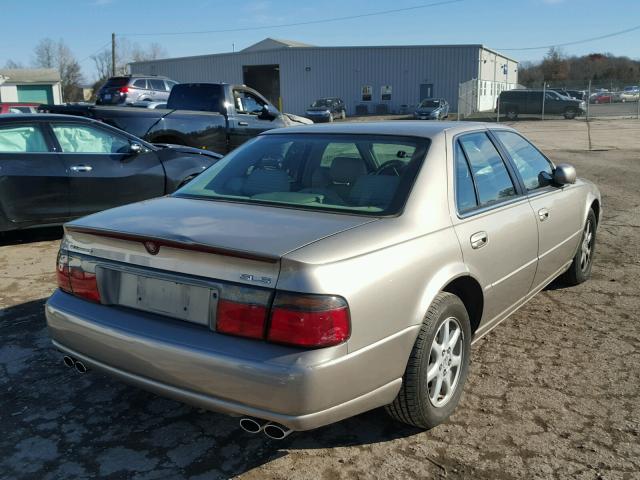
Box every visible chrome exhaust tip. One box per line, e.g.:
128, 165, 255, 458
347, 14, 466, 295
62, 355, 75, 368
74, 361, 88, 374
263, 422, 293, 440
239, 417, 266, 434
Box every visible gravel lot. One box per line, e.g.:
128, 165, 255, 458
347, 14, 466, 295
1, 119, 638, 480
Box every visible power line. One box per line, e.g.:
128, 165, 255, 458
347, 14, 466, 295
499, 24, 640, 51
77, 40, 112, 64
118, 0, 465, 37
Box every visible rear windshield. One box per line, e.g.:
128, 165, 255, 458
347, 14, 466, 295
167, 84, 222, 112
175, 134, 430, 216
103, 77, 129, 87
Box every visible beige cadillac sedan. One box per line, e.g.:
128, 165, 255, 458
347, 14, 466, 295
46, 122, 601, 440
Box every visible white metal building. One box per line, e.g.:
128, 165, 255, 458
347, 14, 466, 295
130, 38, 518, 115
0, 69, 63, 104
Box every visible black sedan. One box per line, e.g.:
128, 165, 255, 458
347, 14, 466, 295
0, 114, 221, 233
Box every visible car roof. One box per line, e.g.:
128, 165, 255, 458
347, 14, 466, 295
262, 121, 511, 138
0, 113, 93, 124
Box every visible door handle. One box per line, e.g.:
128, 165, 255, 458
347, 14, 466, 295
538, 208, 550, 221
470, 231, 488, 249
238, 121, 249, 126
70, 165, 93, 173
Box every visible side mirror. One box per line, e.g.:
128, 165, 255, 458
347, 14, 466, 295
129, 142, 144, 155
553, 163, 576, 185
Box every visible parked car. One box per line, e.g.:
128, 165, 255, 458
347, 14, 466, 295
43, 83, 311, 155
497, 89, 586, 119
414, 98, 449, 120
46, 121, 601, 438
565, 90, 587, 101
620, 86, 639, 102
96, 75, 179, 105
0, 102, 39, 114
305, 98, 346, 122
0, 114, 221, 232
590, 92, 613, 104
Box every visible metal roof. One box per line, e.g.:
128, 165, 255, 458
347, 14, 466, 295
0, 68, 61, 84
242, 38, 314, 52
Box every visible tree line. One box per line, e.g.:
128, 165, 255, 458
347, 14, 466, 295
4, 38, 166, 102
519, 47, 640, 89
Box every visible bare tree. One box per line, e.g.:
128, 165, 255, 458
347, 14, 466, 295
32, 38, 84, 101
4, 59, 25, 69
91, 39, 167, 82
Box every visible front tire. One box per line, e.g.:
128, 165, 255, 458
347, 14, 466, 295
386, 292, 471, 429
564, 107, 577, 119
561, 209, 597, 286
506, 108, 518, 120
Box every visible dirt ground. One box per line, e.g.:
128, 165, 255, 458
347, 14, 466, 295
1, 119, 638, 480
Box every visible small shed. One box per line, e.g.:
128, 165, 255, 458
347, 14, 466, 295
0, 69, 63, 104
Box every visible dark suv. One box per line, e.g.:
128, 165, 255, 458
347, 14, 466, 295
96, 75, 179, 105
305, 97, 346, 122
497, 89, 586, 120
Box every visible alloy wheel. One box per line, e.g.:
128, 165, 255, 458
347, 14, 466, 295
427, 317, 464, 408
580, 219, 594, 271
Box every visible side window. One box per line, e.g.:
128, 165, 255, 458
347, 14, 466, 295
458, 132, 516, 207
454, 141, 478, 213
52, 124, 130, 154
149, 79, 165, 90
493, 131, 553, 190
234, 90, 266, 114
320, 143, 361, 167
0, 124, 49, 153
133, 79, 147, 89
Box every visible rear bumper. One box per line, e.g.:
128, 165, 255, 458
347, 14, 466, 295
46, 290, 416, 430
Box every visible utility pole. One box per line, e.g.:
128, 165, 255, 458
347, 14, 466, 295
111, 33, 116, 76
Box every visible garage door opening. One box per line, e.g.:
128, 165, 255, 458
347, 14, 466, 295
242, 64, 281, 110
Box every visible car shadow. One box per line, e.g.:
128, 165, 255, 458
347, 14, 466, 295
0, 226, 63, 246
1, 297, 423, 480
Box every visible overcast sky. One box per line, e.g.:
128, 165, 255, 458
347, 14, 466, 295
2, 0, 639, 81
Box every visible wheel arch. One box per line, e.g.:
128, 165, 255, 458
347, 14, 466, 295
442, 275, 484, 335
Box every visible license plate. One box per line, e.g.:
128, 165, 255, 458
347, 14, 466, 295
104, 94, 111, 100
117, 272, 216, 326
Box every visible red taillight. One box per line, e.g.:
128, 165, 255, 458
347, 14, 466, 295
267, 293, 350, 348
69, 267, 101, 302
55, 250, 101, 303
118, 86, 129, 94
56, 251, 72, 293
216, 299, 267, 339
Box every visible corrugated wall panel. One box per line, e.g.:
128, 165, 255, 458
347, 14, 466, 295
130, 45, 507, 115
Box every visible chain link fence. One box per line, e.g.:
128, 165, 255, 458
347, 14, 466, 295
457, 79, 640, 121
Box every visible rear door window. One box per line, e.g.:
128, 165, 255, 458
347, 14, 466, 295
454, 141, 478, 213
149, 79, 166, 90
0, 124, 49, 152
133, 79, 147, 89
458, 132, 516, 207
493, 131, 553, 190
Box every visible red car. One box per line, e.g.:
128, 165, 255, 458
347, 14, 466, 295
0, 102, 40, 114
590, 92, 612, 104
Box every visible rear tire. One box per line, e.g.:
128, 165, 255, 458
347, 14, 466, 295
506, 108, 518, 120
561, 209, 596, 286
386, 292, 471, 429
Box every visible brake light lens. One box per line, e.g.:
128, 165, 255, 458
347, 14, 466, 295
216, 299, 267, 339
118, 86, 129, 94
268, 293, 350, 348
55, 250, 101, 303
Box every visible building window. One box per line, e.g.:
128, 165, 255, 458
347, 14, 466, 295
381, 85, 392, 101
361, 85, 372, 102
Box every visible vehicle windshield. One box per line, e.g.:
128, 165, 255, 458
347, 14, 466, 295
419, 100, 440, 107
311, 99, 331, 108
175, 133, 430, 216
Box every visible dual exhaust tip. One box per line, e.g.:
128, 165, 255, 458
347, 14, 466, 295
62, 355, 88, 374
239, 417, 293, 440
63, 356, 289, 439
